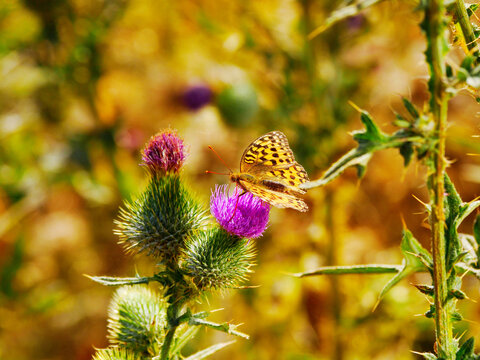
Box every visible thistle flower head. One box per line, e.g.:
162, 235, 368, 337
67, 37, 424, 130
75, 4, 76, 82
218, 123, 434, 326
142, 130, 186, 174
210, 185, 270, 239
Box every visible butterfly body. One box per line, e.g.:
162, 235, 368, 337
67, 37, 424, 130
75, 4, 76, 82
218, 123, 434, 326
230, 131, 309, 212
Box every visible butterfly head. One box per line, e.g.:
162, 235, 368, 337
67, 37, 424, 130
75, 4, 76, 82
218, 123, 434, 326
230, 172, 255, 185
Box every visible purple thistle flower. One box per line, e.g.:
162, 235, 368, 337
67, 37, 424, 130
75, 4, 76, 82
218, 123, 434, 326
182, 84, 212, 111
210, 185, 270, 239
347, 14, 365, 31
142, 130, 187, 174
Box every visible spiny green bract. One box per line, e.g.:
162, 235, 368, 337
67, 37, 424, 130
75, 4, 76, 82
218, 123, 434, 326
92, 347, 142, 360
115, 174, 207, 263
182, 227, 256, 291
107, 286, 166, 356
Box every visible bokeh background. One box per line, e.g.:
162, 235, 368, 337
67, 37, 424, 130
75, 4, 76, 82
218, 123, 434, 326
1, 0, 480, 359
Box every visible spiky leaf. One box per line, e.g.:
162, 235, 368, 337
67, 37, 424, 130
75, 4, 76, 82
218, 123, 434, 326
402, 98, 420, 119
184, 341, 236, 360
456, 337, 475, 360
376, 229, 431, 306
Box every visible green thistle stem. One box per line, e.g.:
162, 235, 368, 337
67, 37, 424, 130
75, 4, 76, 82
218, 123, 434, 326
160, 300, 181, 360
454, 0, 478, 56
425, 0, 454, 357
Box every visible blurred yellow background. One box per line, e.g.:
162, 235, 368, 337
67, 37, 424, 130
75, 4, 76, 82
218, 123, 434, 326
1, 0, 480, 359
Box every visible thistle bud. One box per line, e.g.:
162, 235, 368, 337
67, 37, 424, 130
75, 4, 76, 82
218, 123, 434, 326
142, 130, 186, 175
93, 347, 141, 360
107, 286, 166, 355
182, 227, 256, 291
115, 174, 207, 263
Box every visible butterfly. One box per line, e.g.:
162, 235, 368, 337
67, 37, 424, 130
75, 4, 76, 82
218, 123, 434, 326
229, 131, 309, 212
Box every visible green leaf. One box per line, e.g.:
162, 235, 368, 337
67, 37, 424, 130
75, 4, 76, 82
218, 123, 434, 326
467, 4, 480, 17
416, 352, 437, 360
474, 214, 480, 243
402, 98, 420, 119
456, 337, 475, 360
293, 264, 403, 277
456, 262, 480, 280
86, 275, 155, 286
0, 235, 24, 298
189, 317, 249, 339
301, 108, 426, 190
184, 341, 236, 360
401, 228, 432, 268
301, 150, 372, 189
456, 200, 480, 229
374, 260, 412, 309
393, 118, 412, 128
170, 326, 200, 356
353, 112, 387, 143
399, 142, 414, 167
375, 229, 431, 308
461, 56, 475, 71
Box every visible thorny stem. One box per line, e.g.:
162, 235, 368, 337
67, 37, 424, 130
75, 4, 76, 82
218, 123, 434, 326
425, 0, 454, 357
453, 0, 478, 56
160, 300, 181, 360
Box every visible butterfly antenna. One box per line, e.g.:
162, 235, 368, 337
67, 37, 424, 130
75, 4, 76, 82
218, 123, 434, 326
208, 145, 233, 173
205, 170, 230, 175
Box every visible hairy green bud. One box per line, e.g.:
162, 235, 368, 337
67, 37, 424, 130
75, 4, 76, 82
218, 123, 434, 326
107, 286, 166, 355
182, 227, 256, 291
93, 347, 142, 360
115, 174, 207, 264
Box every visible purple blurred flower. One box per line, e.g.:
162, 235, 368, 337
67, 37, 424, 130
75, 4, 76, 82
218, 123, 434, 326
142, 130, 187, 174
183, 84, 212, 111
347, 14, 365, 31
210, 185, 270, 239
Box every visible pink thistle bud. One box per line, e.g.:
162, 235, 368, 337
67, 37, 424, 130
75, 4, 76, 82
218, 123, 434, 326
142, 130, 187, 174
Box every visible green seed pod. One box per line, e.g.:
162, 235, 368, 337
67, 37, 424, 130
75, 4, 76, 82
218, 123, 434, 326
115, 174, 207, 264
93, 347, 142, 360
182, 227, 256, 291
107, 286, 166, 355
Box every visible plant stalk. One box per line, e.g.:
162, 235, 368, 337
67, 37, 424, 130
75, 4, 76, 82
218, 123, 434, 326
160, 298, 181, 359
425, 0, 454, 357
453, 0, 478, 56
